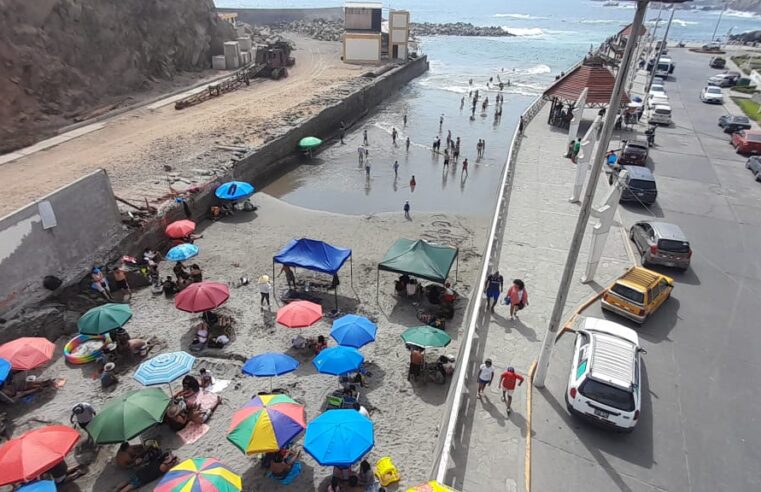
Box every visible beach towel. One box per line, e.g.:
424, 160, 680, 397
177, 422, 209, 444
208, 379, 230, 394
187, 389, 221, 413
266, 461, 302, 485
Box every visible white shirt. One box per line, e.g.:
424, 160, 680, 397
478, 364, 494, 381
259, 282, 272, 294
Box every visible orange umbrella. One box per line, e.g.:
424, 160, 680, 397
165, 220, 196, 239
276, 301, 322, 328
0, 425, 80, 485
0, 337, 55, 371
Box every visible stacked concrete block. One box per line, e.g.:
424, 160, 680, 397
212, 55, 226, 70
237, 36, 253, 52
240, 51, 251, 65
223, 41, 240, 70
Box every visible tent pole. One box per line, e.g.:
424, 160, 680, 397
335, 288, 338, 311
376, 269, 379, 300
350, 256, 354, 287
272, 262, 277, 307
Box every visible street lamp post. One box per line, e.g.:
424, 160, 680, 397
645, 6, 675, 95
533, 0, 650, 388
712, 1, 727, 42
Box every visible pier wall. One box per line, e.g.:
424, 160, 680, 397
215, 7, 344, 25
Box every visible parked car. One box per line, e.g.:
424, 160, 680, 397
629, 221, 692, 270
618, 166, 657, 204
718, 115, 752, 133
700, 85, 724, 104
566, 317, 645, 432
649, 84, 666, 96
649, 104, 672, 126
732, 130, 761, 155
709, 56, 726, 68
707, 73, 738, 87
646, 93, 670, 111
618, 140, 649, 166
745, 156, 761, 182
601, 266, 674, 324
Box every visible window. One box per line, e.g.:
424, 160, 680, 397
747, 133, 761, 143
628, 179, 656, 190
579, 379, 635, 411
611, 283, 645, 304
658, 239, 690, 253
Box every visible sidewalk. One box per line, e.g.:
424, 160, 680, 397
445, 104, 632, 491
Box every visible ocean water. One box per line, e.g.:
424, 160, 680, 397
217, 0, 761, 215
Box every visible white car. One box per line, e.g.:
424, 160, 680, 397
649, 84, 666, 97
700, 85, 724, 104
647, 93, 669, 111
649, 104, 672, 125
566, 317, 645, 432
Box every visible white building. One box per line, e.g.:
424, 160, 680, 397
343, 2, 383, 64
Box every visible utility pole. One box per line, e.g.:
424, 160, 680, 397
644, 2, 664, 67
712, 1, 726, 42
533, 0, 649, 388
646, 6, 675, 95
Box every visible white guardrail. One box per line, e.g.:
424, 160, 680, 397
429, 94, 547, 484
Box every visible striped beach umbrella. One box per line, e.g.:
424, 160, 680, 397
134, 352, 196, 387
154, 457, 241, 492
227, 394, 306, 455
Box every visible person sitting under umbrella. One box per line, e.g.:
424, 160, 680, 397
115, 442, 149, 469
173, 262, 191, 289
47, 459, 85, 485
115, 451, 178, 492
1, 377, 53, 400
268, 448, 301, 479
162, 276, 178, 298
189, 264, 203, 283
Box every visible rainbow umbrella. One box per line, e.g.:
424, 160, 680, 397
154, 457, 241, 492
406, 481, 459, 492
227, 394, 306, 455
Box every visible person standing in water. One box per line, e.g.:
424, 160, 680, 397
446, 130, 451, 148
439, 114, 444, 131
462, 158, 469, 175
406, 137, 410, 151
393, 160, 399, 177
363, 128, 368, 145
403, 200, 411, 219
460, 97, 465, 109
365, 160, 371, 177
443, 149, 450, 168
358, 145, 364, 165
392, 127, 398, 145
410, 175, 416, 189
403, 113, 407, 127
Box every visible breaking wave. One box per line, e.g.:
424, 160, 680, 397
726, 10, 760, 19
503, 27, 545, 36
494, 13, 548, 20
578, 19, 621, 25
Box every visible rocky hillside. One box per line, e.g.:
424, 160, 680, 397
0, 0, 235, 153
728, 0, 761, 14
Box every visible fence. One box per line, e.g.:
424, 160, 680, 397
428, 95, 546, 483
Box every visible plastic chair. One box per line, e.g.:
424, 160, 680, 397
375, 456, 400, 487
326, 395, 343, 410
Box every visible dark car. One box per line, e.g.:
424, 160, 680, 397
629, 221, 691, 270
709, 56, 726, 68
718, 115, 752, 134
745, 156, 761, 182
619, 166, 658, 205
618, 139, 649, 166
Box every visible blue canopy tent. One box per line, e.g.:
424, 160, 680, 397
272, 238, 353, 307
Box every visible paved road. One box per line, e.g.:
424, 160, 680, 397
533, 48, 761, 491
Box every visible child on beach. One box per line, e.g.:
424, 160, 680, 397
476, 359, 494, 399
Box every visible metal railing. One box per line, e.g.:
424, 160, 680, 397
429, 94, 546, 484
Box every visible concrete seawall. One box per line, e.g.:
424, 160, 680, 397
216, 7, 344, 25
0, 55, 429, 342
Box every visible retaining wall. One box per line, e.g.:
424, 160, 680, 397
0, 170, 122, 317
216, 7, 344, 25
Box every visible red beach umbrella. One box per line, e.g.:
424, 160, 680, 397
0, 425, 80, 485
0, 337, 55, 371
165, 220, 196, 239
276, 301, 323, 328
175, 282, 230, 313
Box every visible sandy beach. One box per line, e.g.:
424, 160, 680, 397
0, 35, 370, 217
4, 193, 487, 491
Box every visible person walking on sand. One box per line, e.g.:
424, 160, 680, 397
392, 127, 398, 145
499, 366, 524, 415
393, 160, 399, 177
484, 270, 503, 312
505, 279, 528, 319
406, 136, 410, 151
476, 140, 482, 158
476, 359, 494, 399
363, 129, 368, 145
258, 275, 272, 310
403, 200, 411, 219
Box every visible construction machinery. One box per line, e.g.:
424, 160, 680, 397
175, 41, 296, 110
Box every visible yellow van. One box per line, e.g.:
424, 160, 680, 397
601, 267, 673, 324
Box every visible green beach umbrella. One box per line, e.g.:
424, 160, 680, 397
401, 326, 452, 348
86, 388, 170, 444
298, 136, 322, 149
77, 303, 133, 335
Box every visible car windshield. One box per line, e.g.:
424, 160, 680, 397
628, 179, 656, 190
610, 283, 645, 304
579, 379, 635, 412
654, 108, 670, 115
706, 87, 722, 94
651, 85, 665, 92
747, 134, 761, 143
626, 143, 648, 152
658, 239, 690, 253
733, 116, 750, 124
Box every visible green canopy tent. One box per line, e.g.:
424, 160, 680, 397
376, 239, 458, 297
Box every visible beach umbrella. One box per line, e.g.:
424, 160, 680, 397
242, 353, 299, 377
133, 351, 196, 387
276, 301, 322, 328
330, 315, 377, 348
77, 303, 133, 335
175, 282, 230, 313
16, 481, 56, 492
0, 337, 55, 371
303, 409, 374, 467
166, 243, 199, 262
0, 358, 11, 384
155, 457, 242, 492
400, 326, 451, 348
165, 220, 196, 239
406, 481, 459, 492
86, 388, 170, 444
0, 425, 80, 486
312, 346, 364, 376
227, 394, 306, 455
298, 136, 322, 149
215, 181, 255, 201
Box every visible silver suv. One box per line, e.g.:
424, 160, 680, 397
629, 221, 691, 271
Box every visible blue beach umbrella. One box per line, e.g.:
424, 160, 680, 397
242, 353, 299, 377
312, 346, 364, 376
304, 409, 374, 467
330, 315, 377, 349
215, 181, 255, 201
0, 358, 11, 384
133, 352, 196, 387
166, 243, 199, 262
16, 481, 56, 492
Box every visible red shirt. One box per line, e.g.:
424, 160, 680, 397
500, 371, 524, 390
